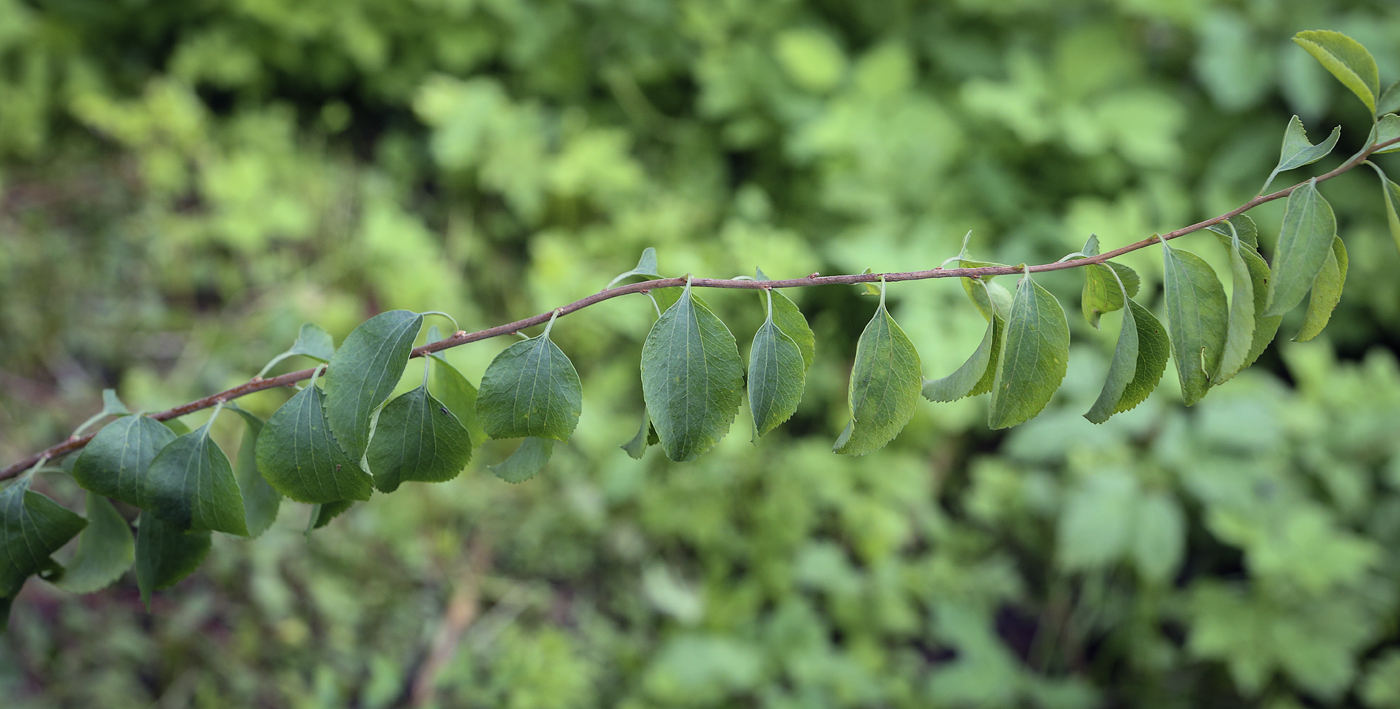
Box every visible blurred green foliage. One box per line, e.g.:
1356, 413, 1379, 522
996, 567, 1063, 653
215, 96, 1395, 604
3, 0, 1400, 706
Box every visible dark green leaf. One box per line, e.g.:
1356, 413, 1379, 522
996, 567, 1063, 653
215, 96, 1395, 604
1094, 299, 1168, 421
835, 288, 922, 454
227, 406, 281, 538
621, 409, 653, 459
1295, 236, 1348, 341
54, 494, 134, 594
1081, 262, 1140, 328
324, 310, 423, 461
145, 420, 249, 536
134, 511, 210, 608
257, 378, 373, 504
749, 292, 807, 437
428, 353, 486, 447
1260, 116, 1341, 193
476, 323, 583, 442
606, 247, 663, 288
923, 314, 1002, 403
1293, 30, 1380, 114
490, 437, 555, 483
988, 273, 1070, 429
72, 415, 177, 507
310, 500, 355, 530
1162, 245, 1229, 406
1, 478, 87, 599
1266, 180, 1337, 317
640, 283, 745, 462
367, 386, 473, 493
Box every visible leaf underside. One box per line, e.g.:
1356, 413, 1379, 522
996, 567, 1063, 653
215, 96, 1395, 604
1163, 245, 1229, 406
490, 437, 555, 483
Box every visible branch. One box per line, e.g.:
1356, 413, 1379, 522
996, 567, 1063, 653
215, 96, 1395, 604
3, 135, 1397, 482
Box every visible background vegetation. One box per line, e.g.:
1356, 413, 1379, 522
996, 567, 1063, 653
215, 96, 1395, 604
3, 0, 1400, 706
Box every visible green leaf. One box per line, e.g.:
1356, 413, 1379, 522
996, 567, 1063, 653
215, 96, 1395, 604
256, 376, 373, 504
1213, 228, 1258, 384
476, 319, 583, 442
1266, 179, 1337, 317
256, 323, 336, 377
1294, 236, 1348, 342
162, 419, 191, 436
366, 386, 473, 493
640, 282, 745, 462
923, 314, 1003, 403
1133, 493, 1185, 584
769, 290, 815, 370
1085, 290, 1138, 425
1293, 30, 1380, 114
1260, 115, 1341, 193
1372, 113, 1400, 154
621, 409, 654, 459
72, 415, 177, 507
1377, 169, 1400, 254
490, 437, 555, 483
962, 276, 1014, 322
1206, 215, 1260, 250
1380, 79, 1400, 115
427, 353, 485, 447
54, 493, 134, 594
748, 291, 807, 437
324, 310, 423, 461
988, 272, 1070, 429
1162, 244, 1229, 406
310, 500, 355, 530
134, 511, 210, 609
835, 285, 922, 454
145, 419, 249, 536
100, 389, 130, 415
606, 247, 663, 288
1085, 295, 1170, 423
227, 406, 281, 538
1081, 262, 1140, 328
1, 478, 87, 599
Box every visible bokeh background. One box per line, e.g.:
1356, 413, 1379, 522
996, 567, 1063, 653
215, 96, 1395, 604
4, 0, 1400, 707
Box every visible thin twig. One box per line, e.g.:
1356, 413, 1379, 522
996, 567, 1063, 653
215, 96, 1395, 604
2, 135, 1397, 482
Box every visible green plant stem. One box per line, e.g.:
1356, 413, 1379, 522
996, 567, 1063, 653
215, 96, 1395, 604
3, 135, 1397, 482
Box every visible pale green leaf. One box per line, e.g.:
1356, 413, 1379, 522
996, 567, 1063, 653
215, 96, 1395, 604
367, 386, 473, 493
72, 415, 176, 507
256, 323, 336, 377
1206, 215, 1259, 250
134, 511, 210, 608
490, 437, 555, 483
476, 325, 583, 442
1133, 493, 1185, 584
256, 378, 373, 504
640, 283, 744, 462
962, 276, 1014, 322
606, 247, 662, 288
1213, 229, 1258, 384
1378, 171, 1400, 254
1259, 115, 1341, 194
1380, 79, 1400, 115
1372, 113, 1400, 154
1, 478, 87, 599
162, 419, 190, 436
1294, 236, 1348, 342
100, 389, 130, 415
428, 353, 486, 447
55, 493, 134, 594
748, 294, 807, 437
621, 409, 654, 459
310, 500, 354, 530
227, 406, 280, 538
1266, 179, 1337, 316
769, 290, 815, 370
1293, 30, 1380, 114
1162, 245, 1228, 406
923, 314, 1002, 403
835, 290, 922, 454
988, 273, 1070, 429
324, 310, 423, 461
1058, 471, 1136, 570
145, 420, 248, 536
1081, 262, 1139, 328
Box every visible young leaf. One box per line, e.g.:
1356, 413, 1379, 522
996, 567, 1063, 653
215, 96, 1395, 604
490, 437, 555, 483
366, 386, 473, 493
606, 247, 663, 288
988, 272, 1070, 429
1085, 298, 1169, 422
227, 406, 281, 538
1380, 79, 1400, 115
621, 409, 655, 459
256, 323, 336, 377
145, 419, 249, 537
962, 276, 1014, 322
134, 511, 210, 608
1162, 245, 1229, 406
256, 376, 373, 505
1, 478, 88, 600
72, 415, 177, 507
1259, 115, 1342, 194
476, 316, 583, 442
1213, 228, 1259, 384
1293, 30, 1380, 114
1379, 173, 1400, 254
310, 500, 354, 530
835, 284, 922, 454
54, 494, 134, 594
1295, 236, 1348, 342
1266, 179, 1337, 317
640, 282, 745, 462
1371, 113, 1400, 154
1081, 262, 1140, 328
71, 389, 132, 438
749, 291, 807, 437
923, 314, 1003, 403
324, 310, 423, 461
1206, 215, 1260, 250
